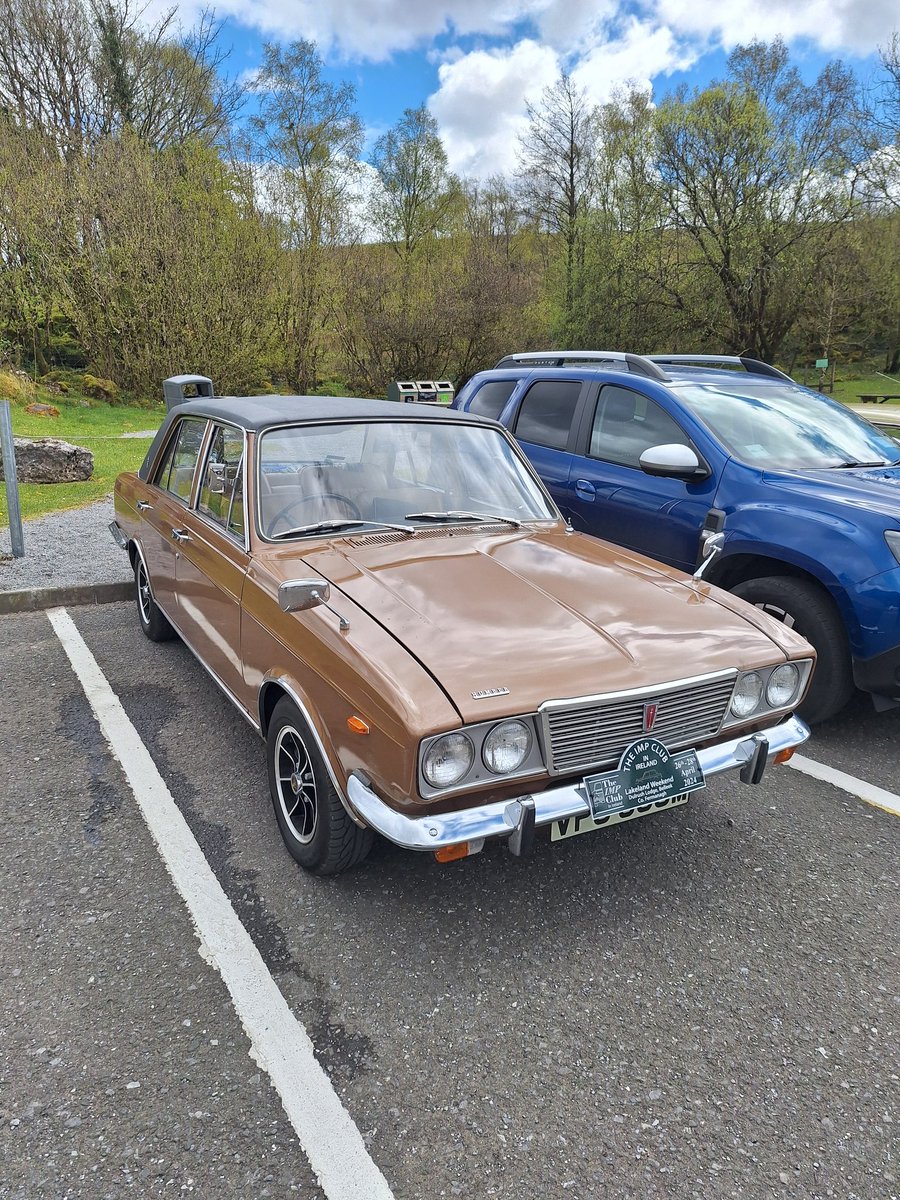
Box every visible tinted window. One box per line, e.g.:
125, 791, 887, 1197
153, 418, 207, 501
514, 381, 581, 451
590, 386, 691, 468
198, 423, 245, 539
467, 379, 517, 421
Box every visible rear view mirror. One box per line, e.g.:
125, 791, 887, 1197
639, 444, 707, 479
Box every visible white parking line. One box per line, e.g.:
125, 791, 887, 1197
47, 608, 395, 1200
789, 753, 900, 817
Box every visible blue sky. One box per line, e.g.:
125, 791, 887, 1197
167, 1, 897, 176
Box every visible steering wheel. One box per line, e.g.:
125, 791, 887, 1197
266, 493, 361, 537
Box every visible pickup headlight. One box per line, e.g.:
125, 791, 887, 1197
886, 531, 900, 566
422, 733, 474, 788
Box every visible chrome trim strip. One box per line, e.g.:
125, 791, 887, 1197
539, 669, 737, 714
345, 715, 810, 851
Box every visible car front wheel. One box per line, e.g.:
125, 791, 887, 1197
731, 576, 853, 723
267, 696, 373, 875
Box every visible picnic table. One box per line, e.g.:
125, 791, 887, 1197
860, 393, 900, 403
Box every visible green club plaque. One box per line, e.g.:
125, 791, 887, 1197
583, 738, 706, 821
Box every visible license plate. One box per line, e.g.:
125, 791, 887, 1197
551, 792, 688, 841
550, 736, 706, 843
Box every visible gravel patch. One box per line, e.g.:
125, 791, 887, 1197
0, 497, 131, 592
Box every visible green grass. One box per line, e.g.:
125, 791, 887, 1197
829, 374, 900, 406
1, 391, 162, 523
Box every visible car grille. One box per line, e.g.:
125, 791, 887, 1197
540, 671, 737, 777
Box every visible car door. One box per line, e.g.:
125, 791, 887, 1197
173, 422, 250, 708
510, 378, 589, 511
563, 383, 717, 571
140, 417, 209, 616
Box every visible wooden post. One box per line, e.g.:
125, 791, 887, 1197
1, 400, 24, 558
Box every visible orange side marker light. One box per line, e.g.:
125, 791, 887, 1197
774, 747, 795, 765
347, 716, 370, 735
434, 842, 471, 863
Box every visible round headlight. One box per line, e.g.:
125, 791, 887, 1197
483, 720, 532, 775
766, 663, 801, 708
731, 672, 763, 718
423, 733, 474, 789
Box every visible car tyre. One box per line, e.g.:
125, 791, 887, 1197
267, 696, 373, 875
731, 576, 853, 723
134, 553, 175, 642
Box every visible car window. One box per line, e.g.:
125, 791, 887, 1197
467, 379, 518, 421
514, 380, 581, 450
198, 423, 245, 539
153, 418, 207, 501
589, 386, 691, 468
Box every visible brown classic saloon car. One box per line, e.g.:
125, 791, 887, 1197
111, 394, 814, 874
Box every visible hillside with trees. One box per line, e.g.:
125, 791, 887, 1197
0, 0, 897, 397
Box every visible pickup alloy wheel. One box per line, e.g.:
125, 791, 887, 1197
732, 576, 854, 723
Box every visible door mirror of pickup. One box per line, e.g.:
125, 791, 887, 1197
639, 443, 708, 479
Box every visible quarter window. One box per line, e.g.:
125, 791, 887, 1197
153, 418, 207, 501
514, 381, 581, 451
589, 386, 691, 468
198, 423, 245, 540
467, 379, 518, 421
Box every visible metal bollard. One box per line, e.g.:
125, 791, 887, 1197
1, 399, 24, 557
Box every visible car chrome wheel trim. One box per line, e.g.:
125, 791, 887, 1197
137, 560, 152, 625
275, 725, 318, 843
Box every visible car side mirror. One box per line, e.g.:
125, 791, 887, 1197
639, 444, 707, 479
279, 579, 331, 613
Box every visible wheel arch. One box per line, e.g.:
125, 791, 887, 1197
258, 674, 365, 829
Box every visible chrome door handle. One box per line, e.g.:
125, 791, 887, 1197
137, 500, 152, 511
171, 528, 192, 543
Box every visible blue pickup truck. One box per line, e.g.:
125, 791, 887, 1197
453, 352, 900, 723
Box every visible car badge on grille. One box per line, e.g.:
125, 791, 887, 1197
643, 701, 659, 732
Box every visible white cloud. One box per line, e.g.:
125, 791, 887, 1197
428, 40, 560, 177
652, 0, 899, 57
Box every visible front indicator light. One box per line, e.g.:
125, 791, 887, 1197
766, 663, 801, 708
422, 733, 474, 788
774, 748, 796, 764
483, 720, 532, 774
731, 672, 763, 718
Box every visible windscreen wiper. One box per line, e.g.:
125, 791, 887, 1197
404, 510, 523, 529
828, 460, 892, 469
271, 518, 417, 540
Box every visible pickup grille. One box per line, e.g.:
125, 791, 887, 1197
540, 671, 737, 777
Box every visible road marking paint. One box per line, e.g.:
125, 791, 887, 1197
789, 752, 900, 817
47, 607, 395, 1200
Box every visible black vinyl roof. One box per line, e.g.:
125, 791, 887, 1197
169, 393, 478, 431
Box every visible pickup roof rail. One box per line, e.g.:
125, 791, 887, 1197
493, 351, 670, 381
648, 355, 793, 380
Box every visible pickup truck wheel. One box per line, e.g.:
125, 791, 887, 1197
267, 697, 373, 875
134, 555, 175, 642
731, 576, 853, 723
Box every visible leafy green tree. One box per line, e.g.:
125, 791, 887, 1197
654, 39, 861, 361
247, 40, 363, 391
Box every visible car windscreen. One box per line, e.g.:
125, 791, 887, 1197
675, 382, 900, 469
257, 420, 557, 537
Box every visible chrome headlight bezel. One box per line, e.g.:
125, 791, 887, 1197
723, 659, 813, 727
419, 715, 544, 799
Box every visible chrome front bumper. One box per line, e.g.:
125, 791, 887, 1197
346, 714, 811, 853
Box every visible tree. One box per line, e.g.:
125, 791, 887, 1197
654, 39, 861, 361
369, 105, 460, 258
516, 73, 601, 328
247, 40, 363, 391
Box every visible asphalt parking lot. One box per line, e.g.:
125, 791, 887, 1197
1, 601, 897, 1200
